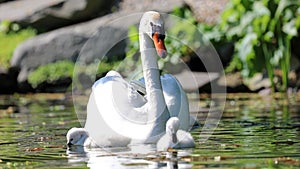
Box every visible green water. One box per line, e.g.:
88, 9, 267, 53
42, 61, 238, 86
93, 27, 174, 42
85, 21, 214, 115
0, 93, 299, 168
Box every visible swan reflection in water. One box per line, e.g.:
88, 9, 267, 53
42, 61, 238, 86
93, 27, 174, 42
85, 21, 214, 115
66, 145, 193, 169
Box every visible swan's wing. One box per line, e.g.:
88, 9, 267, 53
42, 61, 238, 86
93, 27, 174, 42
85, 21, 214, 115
85, 71, 164, 146
94, 71, 146, 107
190, 115, 200, 130
132, 74, 190, 131
130, 80, 146, 96
161, 74, 190, 131
85, 91, 131, 147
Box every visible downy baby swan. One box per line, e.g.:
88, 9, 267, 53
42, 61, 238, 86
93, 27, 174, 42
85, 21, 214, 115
157, 117, 195, 151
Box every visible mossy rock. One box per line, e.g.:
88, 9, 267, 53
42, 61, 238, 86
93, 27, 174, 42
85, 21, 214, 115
28, 60, 75, 89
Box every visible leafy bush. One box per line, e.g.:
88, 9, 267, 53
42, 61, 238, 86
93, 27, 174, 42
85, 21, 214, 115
28, 60, 74, 88
166, 3, 300, 92
0, 21, 36, 68
163, 7, 200, 67
122, 3, 300, 92
218, 0, 300, 91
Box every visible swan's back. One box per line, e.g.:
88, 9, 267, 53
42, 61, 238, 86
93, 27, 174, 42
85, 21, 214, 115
161, 74, 189, 130
85, 70, 167, 145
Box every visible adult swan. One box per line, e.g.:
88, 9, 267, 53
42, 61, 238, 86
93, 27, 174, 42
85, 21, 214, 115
84, 11, 190, 147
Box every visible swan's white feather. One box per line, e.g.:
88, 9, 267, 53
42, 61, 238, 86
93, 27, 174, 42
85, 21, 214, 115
136, 74, 190, 130
86, 70, 166, 145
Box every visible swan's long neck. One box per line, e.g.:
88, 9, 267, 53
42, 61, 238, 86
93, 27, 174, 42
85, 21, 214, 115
139, 32, 169, 134
139, 33, 163, 103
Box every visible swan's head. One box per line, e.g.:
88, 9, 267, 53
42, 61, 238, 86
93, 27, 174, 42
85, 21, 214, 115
66, 127, 89, 146
166, 117, 180, 143
140, 11, 167, 58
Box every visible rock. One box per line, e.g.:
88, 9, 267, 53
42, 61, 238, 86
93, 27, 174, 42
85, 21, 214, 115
174, 70, 219, 92
184, 0, 229, 25
243, 73, 271, 91
217, 72, 251, 93
258, 88, 272, 96
10, 11, 129, 83
10, 1, 186, 92
119, 0, 184, 12
11, 31, 88, 83
0, 0, 116, 31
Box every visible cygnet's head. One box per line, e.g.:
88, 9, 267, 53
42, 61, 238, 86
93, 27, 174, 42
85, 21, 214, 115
139, 11, 167, 58
166, 117, 180, 143
66, 127, 89, 146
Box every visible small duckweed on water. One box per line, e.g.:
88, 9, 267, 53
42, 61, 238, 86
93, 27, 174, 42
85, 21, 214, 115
0, 93, 300, 168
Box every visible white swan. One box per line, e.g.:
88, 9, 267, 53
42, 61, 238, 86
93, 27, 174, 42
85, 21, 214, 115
66, 127, 97, 147
157, 117, 195, 151
84, 11, 190, 146
130, 73, 190, 131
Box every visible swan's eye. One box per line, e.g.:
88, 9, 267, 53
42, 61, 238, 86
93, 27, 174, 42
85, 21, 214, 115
152, 33, 165, 41
150, 23, 164, 39
158, 34, 165, 40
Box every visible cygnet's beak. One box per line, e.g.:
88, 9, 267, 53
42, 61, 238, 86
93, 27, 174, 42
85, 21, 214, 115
152, 32, 167, 58
67, 139, 73, 146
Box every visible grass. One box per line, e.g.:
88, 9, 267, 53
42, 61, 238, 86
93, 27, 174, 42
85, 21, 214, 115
28, 59, 122, 88
28, 60, 75, 88
0, 25, 36, 68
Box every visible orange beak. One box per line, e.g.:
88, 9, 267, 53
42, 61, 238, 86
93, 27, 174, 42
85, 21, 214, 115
152, 32, 167, 58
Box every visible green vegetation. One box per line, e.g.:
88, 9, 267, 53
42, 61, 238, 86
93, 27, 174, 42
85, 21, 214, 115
163, 8, 200, 68
126, 2, 300, 92
115, 25, 143, 77
0, 21, 36, 68
28, 60, 74, 88
97, 60, 122, 77
3, 2, 300, 92
218, 0, 300, 91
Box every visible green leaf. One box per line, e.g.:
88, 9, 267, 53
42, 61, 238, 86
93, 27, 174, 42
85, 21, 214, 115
271, 47, 284, 66
0, 20, 11, 33
296, 7, 300, 28
128, 25, 139, 42
283, 19, 298, 38
263, 31, 274, 42
236, 32, 257, 71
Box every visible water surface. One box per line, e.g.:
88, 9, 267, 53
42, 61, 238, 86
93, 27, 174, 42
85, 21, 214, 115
0, 93, 299, 168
